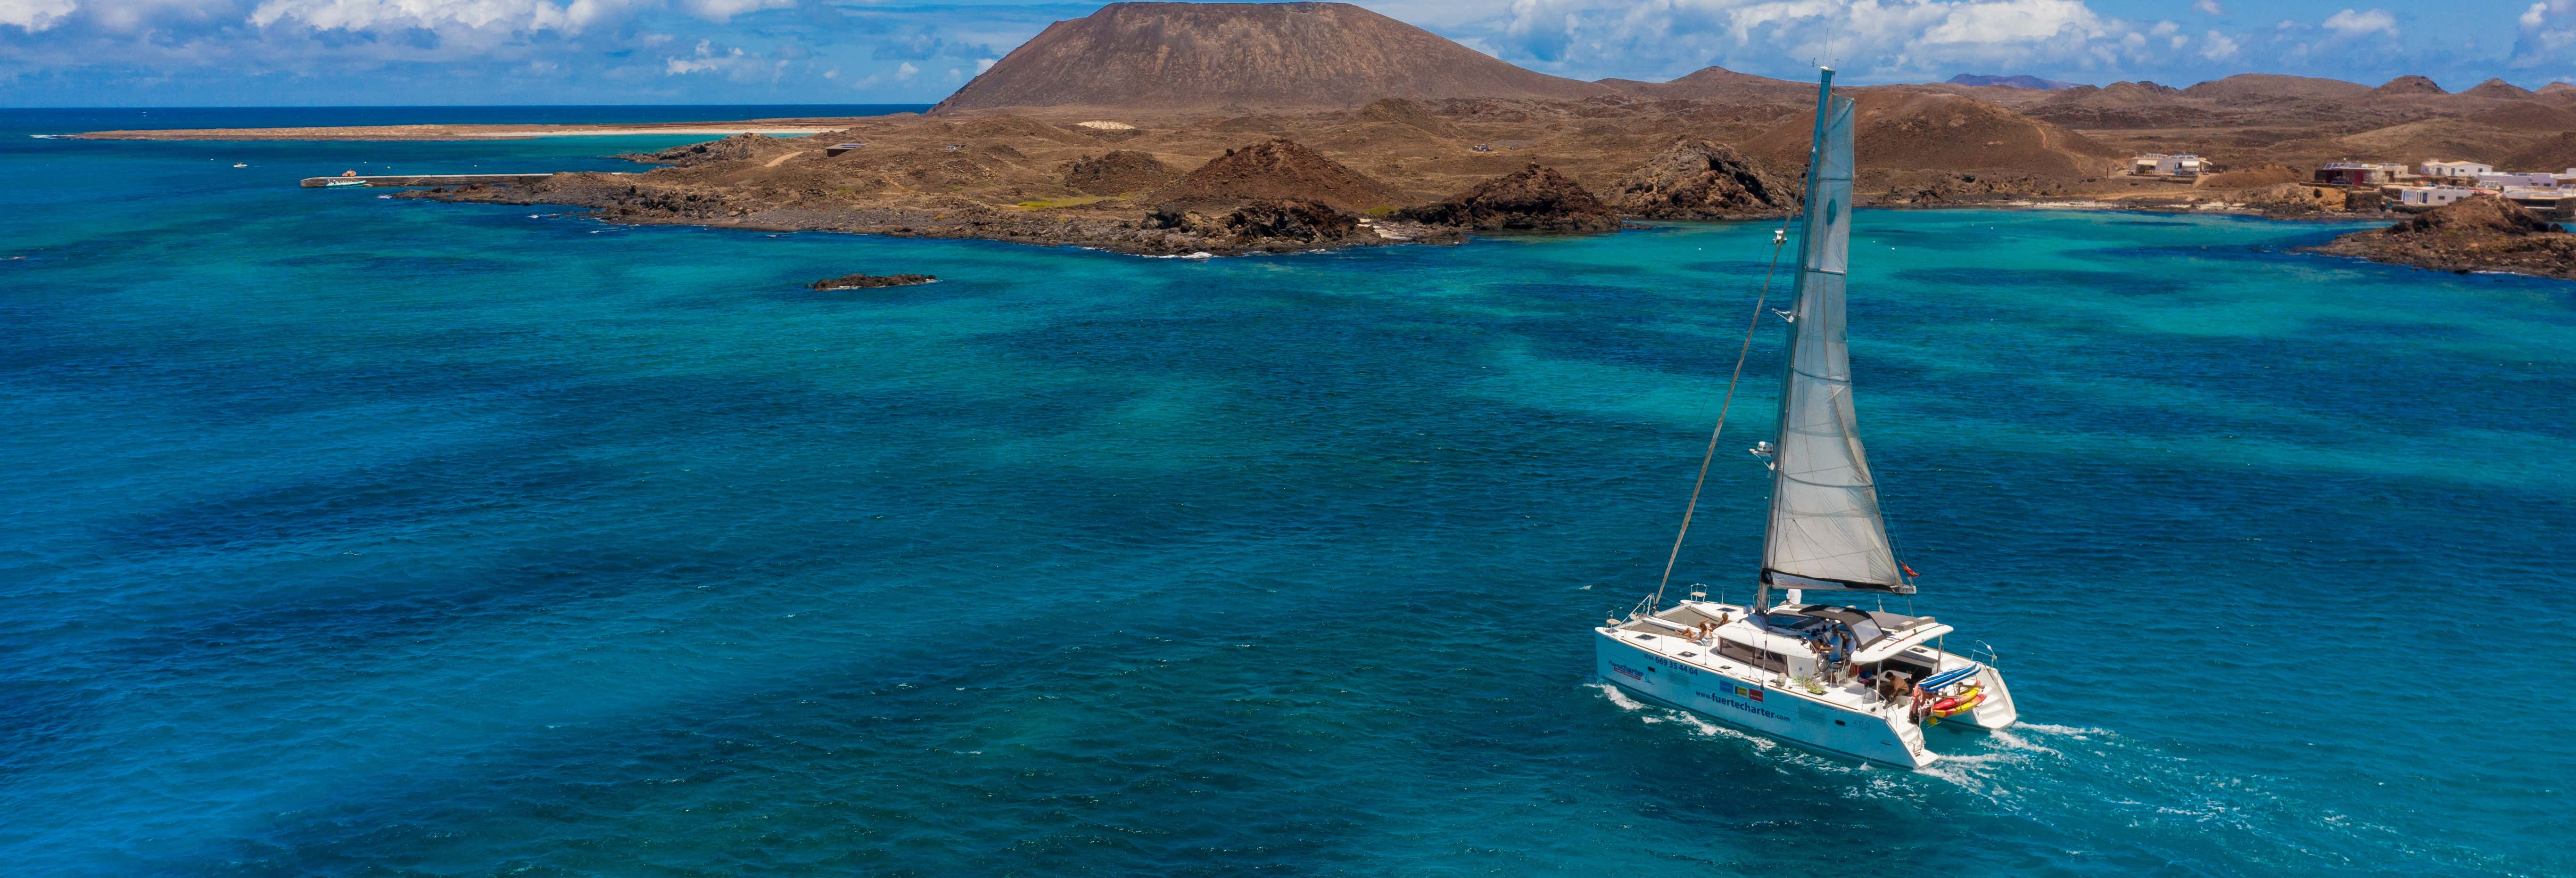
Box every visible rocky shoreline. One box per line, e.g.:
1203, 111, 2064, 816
2309, 196, 2576, 279
405, 132, 1770, 256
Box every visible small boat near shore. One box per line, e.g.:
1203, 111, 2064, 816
1593, 68, 2020, 769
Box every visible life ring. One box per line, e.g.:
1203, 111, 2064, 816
1932, 689, 1985, 718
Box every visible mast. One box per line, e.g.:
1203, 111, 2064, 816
1760, 69, 1911, 597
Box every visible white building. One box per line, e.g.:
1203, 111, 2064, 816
2502, 186, 2568, 217
2128, 153, 2205, 176
2476, 172, 2558, 189
2396, 185, 2479, 207
2422, 160, 2495, 178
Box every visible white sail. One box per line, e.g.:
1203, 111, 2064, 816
1763, 75, 1908, 594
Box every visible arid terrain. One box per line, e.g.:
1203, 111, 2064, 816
71, 1, 2576, 272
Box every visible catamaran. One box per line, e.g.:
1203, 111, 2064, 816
1593, 68, 2019, 768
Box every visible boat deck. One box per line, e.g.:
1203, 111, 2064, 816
1613, 601, 1977, 720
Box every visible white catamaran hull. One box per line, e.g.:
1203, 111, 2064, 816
1595, 628, 1936, 767
1594, 68, 2031, 764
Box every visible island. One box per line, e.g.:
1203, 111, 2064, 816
74, 1, 2576, 272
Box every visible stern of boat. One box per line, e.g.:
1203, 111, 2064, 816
1963, 664, 2018, 730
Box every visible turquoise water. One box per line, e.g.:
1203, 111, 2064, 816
4, 113, 2570, 876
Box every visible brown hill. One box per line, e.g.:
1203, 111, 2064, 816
2460, 77, 2539, 100
1148, 138, 1403, 212
2541, 82, 2576, 101
1748, 90, 2120, 177
1062, 149, 1180, 194
929, 1, 1610, 115
2181, 74, 2372, 102
2373, 75, 2446, 96
1605, 139, 1797, 218
2500, 132, 2576, 171
2464, 101, 2576, 131
1598, 66, 1815, 104
2026, 80, 2211, 127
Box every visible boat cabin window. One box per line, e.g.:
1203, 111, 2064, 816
1846, 616, 1884, 645
1716, 638, 1786, 673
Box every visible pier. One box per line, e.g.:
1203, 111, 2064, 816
300, 173, 556, 189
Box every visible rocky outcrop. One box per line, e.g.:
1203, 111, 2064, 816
1148, 138, 1403, 213
1605, 139, 1796, 219
619, 133, 796, 167
1145, 198, 1361, 247
811, 273, 937, 290
2312, 195, 2576, 279
1399, 163, 1619, 232
2235, 182, 2378, 214
1061, 149, 1179, 195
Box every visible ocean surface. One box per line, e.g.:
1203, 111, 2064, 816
3, 110, 2569, 876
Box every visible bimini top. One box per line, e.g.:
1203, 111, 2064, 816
1761, 603, 1940, 650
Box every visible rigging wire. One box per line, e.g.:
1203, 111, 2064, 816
1652, 227, 1793, 611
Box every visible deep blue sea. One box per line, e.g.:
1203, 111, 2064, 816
3, 109, 2569, 876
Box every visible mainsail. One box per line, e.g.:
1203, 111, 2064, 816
1762, 71, 1910, 594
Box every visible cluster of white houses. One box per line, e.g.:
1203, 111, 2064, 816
2125, 152, 2576, 215
2310, 159, 2576, 215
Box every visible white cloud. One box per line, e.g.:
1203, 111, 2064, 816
2319, 8, 2395, 37
1381, 0, 2218, 84
2200, 29, 2237, 58
0, 0, 78, 31
677, 0, 785, 23
974, 56, 995, 72
895, 60, 916, 80
2191, 0, 2221, 15
2513, 0, 2576, 65
248, 0, 625, 33
664, 37, 740, 73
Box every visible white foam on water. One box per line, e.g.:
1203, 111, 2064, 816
1987, 729, 2060, 755
1670, 712, 1726, 738
2015, 722, 2112, 737
1589, 681, 1647, 712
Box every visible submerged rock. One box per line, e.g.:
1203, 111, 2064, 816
1398, 163, 1620, 232
1606, 139, 1796, 219
810, 273, 937, 290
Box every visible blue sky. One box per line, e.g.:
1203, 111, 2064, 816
4, 0, 2572, 106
